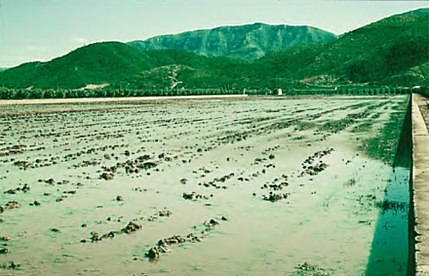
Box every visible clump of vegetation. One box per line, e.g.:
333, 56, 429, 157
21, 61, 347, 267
0, 261, 20, 270
295, 261, 330, 276
351, 122, 373, 133
375, 199, 407, 212
344, 178, 357, 187
359, 97, 409, 165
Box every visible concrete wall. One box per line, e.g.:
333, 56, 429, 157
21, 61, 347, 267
411, 93, 429, 276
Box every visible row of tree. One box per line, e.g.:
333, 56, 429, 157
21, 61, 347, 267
0, 86, 424, 100
0, 87, 242, 99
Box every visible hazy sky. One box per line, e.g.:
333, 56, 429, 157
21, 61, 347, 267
0, 0, 427, 67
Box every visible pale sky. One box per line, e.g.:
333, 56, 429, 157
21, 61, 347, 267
0, 0, 427, 68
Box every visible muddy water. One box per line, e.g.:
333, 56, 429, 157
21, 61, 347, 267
0, 96, 409, 275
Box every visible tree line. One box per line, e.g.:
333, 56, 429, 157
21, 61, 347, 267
0, 85, 424, 100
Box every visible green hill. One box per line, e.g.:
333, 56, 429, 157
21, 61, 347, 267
308, 8, 428, 85
111, 49, 246, 90
0, 41, 243, 90
128, 23, 338, 60
254, 8, 429, 87
0, 42, 158, 89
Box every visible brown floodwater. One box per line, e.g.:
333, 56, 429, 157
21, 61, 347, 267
0, 96, 410, 275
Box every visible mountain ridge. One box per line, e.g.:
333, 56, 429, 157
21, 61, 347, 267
128, 23, 338, 60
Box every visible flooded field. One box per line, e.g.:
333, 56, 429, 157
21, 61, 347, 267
0, 96, 410, 276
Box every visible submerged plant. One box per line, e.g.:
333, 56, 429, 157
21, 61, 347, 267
296, 261, 331, 276
344, 178, 357, 187
375, 199, 407, 212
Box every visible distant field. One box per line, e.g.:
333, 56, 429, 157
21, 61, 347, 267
0, 96, 410, 275
0, 94, 248, 106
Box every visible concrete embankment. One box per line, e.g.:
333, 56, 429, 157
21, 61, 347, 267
411, 93, 429, 276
